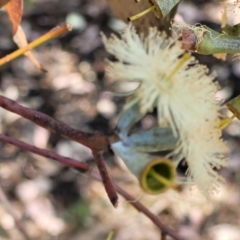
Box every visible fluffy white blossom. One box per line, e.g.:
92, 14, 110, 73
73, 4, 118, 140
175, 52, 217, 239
102, 25, 228, 196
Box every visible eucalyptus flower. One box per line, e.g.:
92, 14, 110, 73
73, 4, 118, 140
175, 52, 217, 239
102, 25, 228, 196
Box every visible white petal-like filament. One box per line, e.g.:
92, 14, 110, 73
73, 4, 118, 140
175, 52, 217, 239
102, 25, 228, 196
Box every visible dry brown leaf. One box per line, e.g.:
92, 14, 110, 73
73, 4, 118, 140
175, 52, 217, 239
13, 25, 47, 72
2, 0, 46, 71
0, 0, 10, 8
4, 0, 23, 34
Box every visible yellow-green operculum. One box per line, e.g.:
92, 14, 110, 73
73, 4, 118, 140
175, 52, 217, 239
102, 25, 229, 196
111, 123, 177, 194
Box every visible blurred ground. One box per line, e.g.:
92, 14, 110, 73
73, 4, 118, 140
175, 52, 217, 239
0, 0, 240, 239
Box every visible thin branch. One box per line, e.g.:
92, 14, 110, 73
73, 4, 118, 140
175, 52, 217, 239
0, 95, 183, 239
0, 186, 32, 240
0, 23, 72, 67
0, 134, 118, 207
0, 134, 89, 171
92, 150, 118, 207
0, 94, 108, 151
92, 172, 183, 240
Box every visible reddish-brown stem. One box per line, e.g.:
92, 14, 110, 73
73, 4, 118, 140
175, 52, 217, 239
0, 134, 89, 171
114, 183, 183, 240
92, 150, 118, 208
0, 97, 182, 240
0, 133, 118, 207
0, 95, 108, 151
91, 171, 183, 240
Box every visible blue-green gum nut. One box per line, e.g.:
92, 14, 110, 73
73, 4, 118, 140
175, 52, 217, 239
149, 0, 180, 18
123, 127, 177, 152
111, 141, 176, 194
140, 157, 175, 194
117, 100, 145, 139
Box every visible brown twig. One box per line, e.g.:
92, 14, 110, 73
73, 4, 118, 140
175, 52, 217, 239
0, 95, 108, 151
0, 134, 118, 206
0, 186, 32, 240
0, 97, 183, 240
0, 23, 72, 67
0, 95, 118, 207
0, 134, 89, 171
92, 150, 118, 208
92, 172, 183, 240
